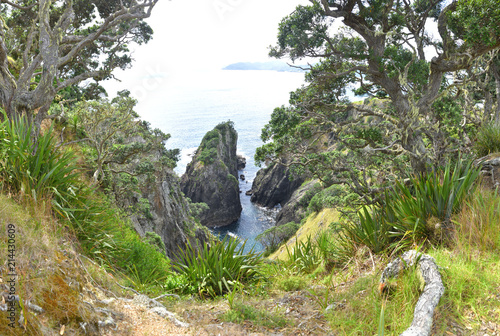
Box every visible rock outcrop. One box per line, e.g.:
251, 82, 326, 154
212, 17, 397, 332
275, 180, 319, 227
476, 154, 500, 189
128, 168, 209, 259
181, 121, 242, 227
250, 162, 306, 208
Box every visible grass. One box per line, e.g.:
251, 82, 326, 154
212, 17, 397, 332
474, 123, 500, 157
0, 195, 108, 335
221, 301, 290, 329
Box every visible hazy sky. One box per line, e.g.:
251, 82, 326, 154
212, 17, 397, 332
103, 0, 309, 96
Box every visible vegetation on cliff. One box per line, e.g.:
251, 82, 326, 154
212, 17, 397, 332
181, 121, 242, 227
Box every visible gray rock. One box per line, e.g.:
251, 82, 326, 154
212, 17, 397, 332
128, 169, 204, 259
181, 122, 242, 227
250, 162, 305, 208
237, 155, 247, 170
275, 180, 319, 227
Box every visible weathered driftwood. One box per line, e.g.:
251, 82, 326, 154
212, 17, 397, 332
380, 250, 445, 336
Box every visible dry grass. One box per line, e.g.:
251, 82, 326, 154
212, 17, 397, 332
0, 195, 122, 335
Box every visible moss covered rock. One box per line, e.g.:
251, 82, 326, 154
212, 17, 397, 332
181, 121, 242, 227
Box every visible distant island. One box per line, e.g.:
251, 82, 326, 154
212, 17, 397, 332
223, 61, 307, 73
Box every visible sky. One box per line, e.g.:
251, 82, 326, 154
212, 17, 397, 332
102, 0, 309, 96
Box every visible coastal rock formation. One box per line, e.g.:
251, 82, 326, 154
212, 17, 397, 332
275, 180, 319, 227
237, 155, 247, 170
128, 168, 209, 259
181, 121, 242, 227
250, 162, 306, 208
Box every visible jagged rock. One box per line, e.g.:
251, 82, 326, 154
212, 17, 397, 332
275, 180, 319, 227
476, 154, 500, 189
250, 162, 306, 208
181, 122, 242, 227
245, 190, 253, 196
237, 155, 246, 170
127, 168, 209, 259
240, 174, 245, 181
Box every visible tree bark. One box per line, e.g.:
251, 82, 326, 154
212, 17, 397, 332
380, 250, 445, 336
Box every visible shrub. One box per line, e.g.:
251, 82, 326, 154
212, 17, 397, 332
341, 160, 480, 254
474, 124, 500, 157
298, 182, 323, 208
284, 236, 321, 274
0, 115, 171, 288
173, 237, 263, 297
256, 221, 300, 253
308, 184, 354, 213
144, 231, 167, 254
0, 115, 79, 204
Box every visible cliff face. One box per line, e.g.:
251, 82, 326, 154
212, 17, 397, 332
127, 168, 209, 259
181, 121, 242, 227
274, 180, 319, 227
250, 162, 306, 208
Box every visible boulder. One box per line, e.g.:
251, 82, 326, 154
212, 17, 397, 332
476, 154, 500, 189
181, 122, 242, 227
237, 155, 246, 170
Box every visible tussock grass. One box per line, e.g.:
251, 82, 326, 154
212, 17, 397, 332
474, 123, 500, 157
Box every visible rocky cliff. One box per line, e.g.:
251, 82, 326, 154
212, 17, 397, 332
181, 121, 242, 227
250, 161, 306, 208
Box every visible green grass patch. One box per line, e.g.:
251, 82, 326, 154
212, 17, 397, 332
221, 301, 290, 329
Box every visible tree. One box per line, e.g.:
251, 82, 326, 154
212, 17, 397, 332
257, 0, 500, 202
72, 92, 177, 184
0, 0, 158, 130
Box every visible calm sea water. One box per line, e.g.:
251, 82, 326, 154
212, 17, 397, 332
139, 69, 305, 252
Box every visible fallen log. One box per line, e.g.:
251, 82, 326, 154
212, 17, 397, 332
380, 250, 445, 336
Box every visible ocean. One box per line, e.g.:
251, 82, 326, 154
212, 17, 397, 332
138, 69, 305, 251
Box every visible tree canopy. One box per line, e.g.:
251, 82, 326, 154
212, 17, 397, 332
0, 0, 158, 129
257, 0, 500, 203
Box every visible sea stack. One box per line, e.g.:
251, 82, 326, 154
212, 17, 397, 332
181, 121, 242, 227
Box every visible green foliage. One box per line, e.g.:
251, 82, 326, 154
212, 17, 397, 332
256, 222, 301, 253
173, 238, 263, 297
307, 184, 355, 213
474, 123, 500, 157
448, 0, 500, 48
276, 275, 307, 292
186, 197, 209, 218
298, 182, 323, 208
340, 160, 480, 254
0, 114, 170, 288
72, 94, 178, 183
143, 232, 166, 254
221, 302, 290, 329
270, 3, 328, 61
0, 115, 79, 204
284, 236, 322, 274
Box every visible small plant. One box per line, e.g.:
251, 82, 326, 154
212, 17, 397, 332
173, 237, 263, 297
277, 275, 307, 292
284, 236, 321, 274
256, 221, 300, 253
0, 115, 80, 205
339, 160, 480, 255
221, 302, 290, 329
474, 123, 500, 157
